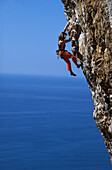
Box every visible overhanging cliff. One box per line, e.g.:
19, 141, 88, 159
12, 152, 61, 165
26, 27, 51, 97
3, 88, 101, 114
61, 0, 112, 161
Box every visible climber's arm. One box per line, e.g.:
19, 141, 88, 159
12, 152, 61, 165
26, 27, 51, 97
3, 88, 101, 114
63, 21, 70, 33
63, 30, 73, 43
63, 38, 71, 43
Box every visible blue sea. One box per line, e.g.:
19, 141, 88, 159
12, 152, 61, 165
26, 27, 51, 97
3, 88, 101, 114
0, 74, 111, 170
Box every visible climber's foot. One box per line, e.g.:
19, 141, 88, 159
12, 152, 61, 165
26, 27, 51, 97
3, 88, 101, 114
77, 64, 81, 68
70, 71, 77, 76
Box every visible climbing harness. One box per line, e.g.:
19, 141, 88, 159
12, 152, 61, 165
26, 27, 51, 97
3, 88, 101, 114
56, 49, 68, 59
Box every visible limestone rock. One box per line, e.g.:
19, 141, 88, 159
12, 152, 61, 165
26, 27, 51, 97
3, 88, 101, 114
61, 0, 112, 161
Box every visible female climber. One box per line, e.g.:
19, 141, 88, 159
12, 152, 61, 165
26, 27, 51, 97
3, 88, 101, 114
57, 21, 80, 76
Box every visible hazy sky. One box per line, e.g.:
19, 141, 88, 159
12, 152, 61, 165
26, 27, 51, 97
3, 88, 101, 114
0, 0, 83, 77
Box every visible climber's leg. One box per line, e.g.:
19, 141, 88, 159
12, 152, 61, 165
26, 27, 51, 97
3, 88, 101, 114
72, 56, 77, 65
62, 52, 77, 76
72, 56, 80, 68
62, 55, 72, 71
64, 52, 81, 68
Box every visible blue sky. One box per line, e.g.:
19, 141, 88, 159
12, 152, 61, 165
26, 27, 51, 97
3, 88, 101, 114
0, 0, 83, 77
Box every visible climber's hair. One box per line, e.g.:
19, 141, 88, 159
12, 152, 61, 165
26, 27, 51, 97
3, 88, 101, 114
58, 32, 67, 41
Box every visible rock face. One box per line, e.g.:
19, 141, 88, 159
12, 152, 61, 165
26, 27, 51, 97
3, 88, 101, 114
61, 0, 112, 161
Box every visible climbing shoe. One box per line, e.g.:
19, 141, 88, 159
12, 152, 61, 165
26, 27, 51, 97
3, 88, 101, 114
77, 64, 81, 68
70, 71, 77, 76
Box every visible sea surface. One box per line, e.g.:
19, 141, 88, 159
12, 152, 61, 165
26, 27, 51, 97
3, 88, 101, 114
0, 74, 111, 170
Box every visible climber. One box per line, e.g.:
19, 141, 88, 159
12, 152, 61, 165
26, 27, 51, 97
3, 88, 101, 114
56, 21, 81, 76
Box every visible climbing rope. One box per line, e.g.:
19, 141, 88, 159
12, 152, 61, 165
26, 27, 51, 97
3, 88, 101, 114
74, 54, 91, 72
